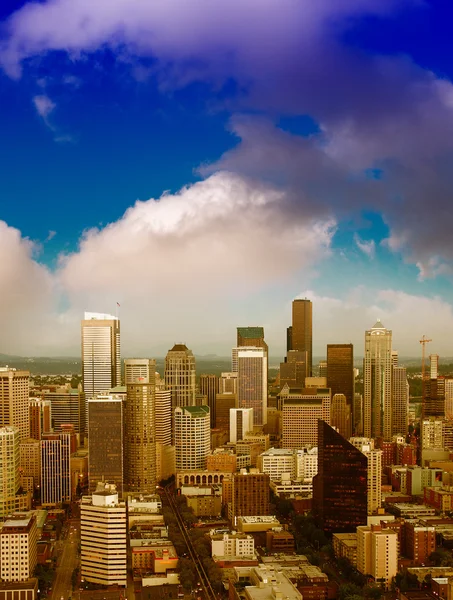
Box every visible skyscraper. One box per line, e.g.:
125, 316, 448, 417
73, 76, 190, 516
392, 365, 409, 436
0, 368, 30, 440
29, 398, 51, 440
331, 394, 351, 439
237, 347, 267, 426
81, 312, 121, 401
88, 396, 123, 494
164, 344, 196, 408
327, 344, 354, 429
290, 299, 313, 376
174, 406, 210, 471
124, 359, 157, 492
280, 385, 330, 448
363, 320, 393, 440
279, 350, 307, 390
230, 408, 254, 443
237, 327, 268, 352
0, 427, 21, 518
229, 470, 270, 522
313, 421, 367, 533
40, 432, 72, 506
200, 374, 220, 428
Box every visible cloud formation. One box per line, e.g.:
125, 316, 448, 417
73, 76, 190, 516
32, 94, 55, 121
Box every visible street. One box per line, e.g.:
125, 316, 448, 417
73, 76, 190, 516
51, 518, 80, 600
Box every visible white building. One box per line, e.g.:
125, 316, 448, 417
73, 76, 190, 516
81, 312, 121, 403
81, 485, 127, 586
350, 437, 382, 515
296, 447, 318, 481
258, 448, 297, 481
211, 531, 255, 558
0, 426, 20, 518
237, 347, 268, 427
357, 524, 398, 589
175, 406, 211, 471
165, 344, 196, 408
0, 512, 37, 582
230, 408, 254, 444
0, 368, 30, 440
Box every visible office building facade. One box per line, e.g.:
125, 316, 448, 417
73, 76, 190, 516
0, 368, 30, 440
164, 344, 196, 408
175, 406, 210, 471
290, 299, 313, 376
327, 344, 354, 429
237, 347, 268, 426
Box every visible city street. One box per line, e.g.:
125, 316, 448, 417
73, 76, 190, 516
51, 518, 80, 600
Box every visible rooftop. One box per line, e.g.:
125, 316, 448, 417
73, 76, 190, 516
237, 327, 265, 339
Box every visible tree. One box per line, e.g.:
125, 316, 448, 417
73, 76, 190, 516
429, 550, 453, 567
338, 583, 362, 600
363, 585, 382, 600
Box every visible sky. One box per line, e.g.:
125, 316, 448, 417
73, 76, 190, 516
1, 0, 453, 358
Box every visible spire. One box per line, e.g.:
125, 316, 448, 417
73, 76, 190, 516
372, 319, 385, 329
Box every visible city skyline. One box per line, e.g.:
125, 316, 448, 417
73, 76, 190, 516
1, 2, 453, 357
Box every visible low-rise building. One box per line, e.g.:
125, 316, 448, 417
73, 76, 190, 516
357, 524, 398, 590
332, 533, 358, 567
237, 516, 281, 533
211, 531, 255, 558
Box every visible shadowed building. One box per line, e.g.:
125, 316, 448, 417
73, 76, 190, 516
331, 393, 351, 439
313, 420, 367, 533
200, 374, 220, 428
164, 344, 196, 408
290, 299, 313, 376
327, 344, 354, 432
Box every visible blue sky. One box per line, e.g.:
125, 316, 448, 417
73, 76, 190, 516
1, 0, 453, 357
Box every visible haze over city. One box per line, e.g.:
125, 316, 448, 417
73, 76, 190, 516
1, 1, 453, 357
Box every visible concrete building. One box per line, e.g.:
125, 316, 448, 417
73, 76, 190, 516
350, 437, 382, 516
19, 439, 41, 489
220, 372, 238, 394
0, 368, 30, 440
0, 512, 37, 582
81, 485, 127, 586
229, 470, 270, 523
0, 427, 21, 518
280, 385, 331, 448
237, 565, 302, 600
81, 312, 121, 402
237, 347, 268, 427
175, 406, 210, 471
40, 387, 85, 440
258, 448, 297, 481
28, 398, 51, 440
357, 524, 398, 589
125, 360, 157, 492
155, 387, 172, 447
88, 395, 123, 494
164, 344, 196, 408
363, 320, 393, 440
230, 408, 254, 444
211, 531, 255, 558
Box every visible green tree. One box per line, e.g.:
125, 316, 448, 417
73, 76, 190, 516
338, 583, 363, 600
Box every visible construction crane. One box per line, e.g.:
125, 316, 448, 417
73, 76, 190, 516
420, 335, 432, 418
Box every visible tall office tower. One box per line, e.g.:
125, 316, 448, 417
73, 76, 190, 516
290, 299, 313, 376
318, 360, 328, 378
357, 525, 398, 590
40, 432, 71, 506
280, 385, 331, 448
29, 398, 51, 440
174, 406, 210, 471
0, 512, 37, 583
230, 408, 254, 444
164, 344, 196, 408
155, 385, 172, 447
229, 470, 270, 522
331, 394, 351, 438
392, 366, 409, 436
215, 393, 237, 429
363, 320, 393, 440
88, 396, 123, 494
200, 374, 220, 428
220, 372, 238, 394
232, 348, 238, 373
42, 387, 86, 440
350, 437, 382, 515
313, 421, 367, 533
237, 347, 268, 426
81, 484, 127, 586
0, 368, 30, 440
20, 439, 41, 490
124, 359, 156, 492
279, 350, 308, 390
424, 354, 445, 418
0, 427, 20, 518
327, 344, 354, 426
445, 379, 453, 420
354, 393, 363, 435
430, 354, 439, 379
81, 312, 121, 402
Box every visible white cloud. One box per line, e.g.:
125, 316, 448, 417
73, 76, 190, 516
354, 233, 375, 259
32, 94, 56, 120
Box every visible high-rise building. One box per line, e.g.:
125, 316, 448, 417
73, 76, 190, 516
237, 327, 268, 352
220, 372, 238, 394
445, 378, 453, 420
357, 524, 398, 590
0, 368, 30, 440
125, 359, 156, 492
81, 484, 127, 586
215, 393, 237, 429
200, 374, 220, 428
313, 421, 367, 533
0, 512, 37, 582
20, 439, 41, 490
42, 387, 86, 440
290, 299, 313, 376
392, 366, 409, 436
164, 344, 196, 408
229, 470, 270, 522
331, 394, 351, 439
424, 355, 445, 418
280, 385, 330, 448
327, 344, 354, 429
155, 385, 172, 447
237, 347, 268, 426
363, 320, 393, 440
175, 406, 210, 471
350, 437, 382, 516
0, 427, 21, 518
88, 396, 123, 494
279, 350, 307, 390
81, 312, 121, 401
29, 398, 51, 440
318, 360, 328, 378
40, 432, 72, 506
230, 408, 254, 444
